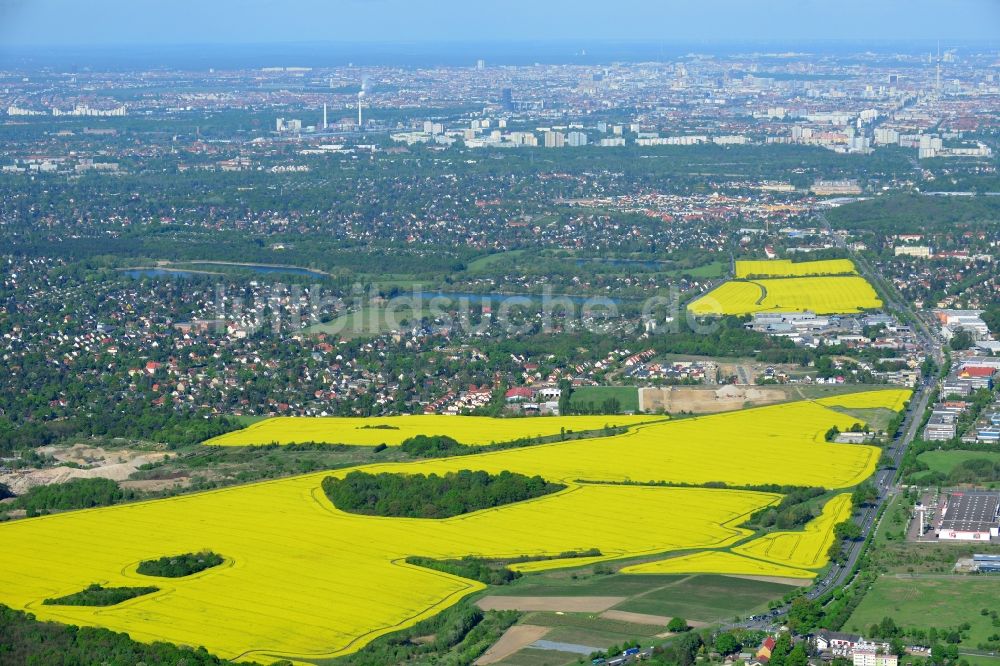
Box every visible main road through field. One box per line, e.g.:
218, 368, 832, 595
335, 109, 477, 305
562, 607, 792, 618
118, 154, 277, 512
732, 215, 944, 631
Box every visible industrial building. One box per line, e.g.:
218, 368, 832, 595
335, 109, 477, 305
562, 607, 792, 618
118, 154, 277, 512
937, 491, 1000, 541
973, 554, 1000, 574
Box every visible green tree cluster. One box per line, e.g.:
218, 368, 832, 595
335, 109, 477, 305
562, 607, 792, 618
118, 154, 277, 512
137, 551, 225, 578
43, 584, 159, 607
745, 487, 825, 530
14, 478, 134, 516
399, 434, 464, 456
321, 469, 564, 518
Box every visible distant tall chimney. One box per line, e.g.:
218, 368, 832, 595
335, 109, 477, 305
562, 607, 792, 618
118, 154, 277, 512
322, 103, 328, 129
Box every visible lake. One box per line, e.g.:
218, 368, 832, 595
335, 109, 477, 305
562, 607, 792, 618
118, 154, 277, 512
184, 262, 328, 278
124, 269, 200, 279
415, 290, 625, 305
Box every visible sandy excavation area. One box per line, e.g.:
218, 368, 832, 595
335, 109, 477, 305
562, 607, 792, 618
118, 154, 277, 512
639, 385, 788, 414
0, 444, 171, 495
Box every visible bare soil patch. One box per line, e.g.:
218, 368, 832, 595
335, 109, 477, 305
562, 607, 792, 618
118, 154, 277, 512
474, 625, 551, 665
639, 385, 787, 414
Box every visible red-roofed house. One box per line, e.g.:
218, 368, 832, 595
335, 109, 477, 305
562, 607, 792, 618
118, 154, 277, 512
757, 637, 776, 662
505, 387, 533, 402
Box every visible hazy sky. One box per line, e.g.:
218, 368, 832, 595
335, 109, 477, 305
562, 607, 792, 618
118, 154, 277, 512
1, 0, 998, 47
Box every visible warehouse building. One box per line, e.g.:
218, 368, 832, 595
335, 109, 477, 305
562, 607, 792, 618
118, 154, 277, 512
937, 491, 1000, 541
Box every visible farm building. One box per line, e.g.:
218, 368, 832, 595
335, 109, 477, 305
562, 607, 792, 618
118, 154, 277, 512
937, 491, 1000, 541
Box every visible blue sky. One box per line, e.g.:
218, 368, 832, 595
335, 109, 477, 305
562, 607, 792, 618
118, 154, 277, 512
1, 0, 998, 46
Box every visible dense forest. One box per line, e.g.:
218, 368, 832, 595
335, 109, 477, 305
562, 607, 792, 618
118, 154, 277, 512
0, 603, 264, 665
0, 411, 237, 456
10, 478, 135, 516
828, 193, 1000, 233
322, 469, 564, 518
982, 305, 1000, 337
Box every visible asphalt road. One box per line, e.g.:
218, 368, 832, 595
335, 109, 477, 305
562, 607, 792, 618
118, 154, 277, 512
732, 379, 934, 632
730, 217, 944, 632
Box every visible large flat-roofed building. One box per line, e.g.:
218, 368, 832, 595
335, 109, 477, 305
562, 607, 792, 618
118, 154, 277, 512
924, 417, 957, 441
812, 179, 863, 195
937, 491, 1000, 541
894, 245, 932, 258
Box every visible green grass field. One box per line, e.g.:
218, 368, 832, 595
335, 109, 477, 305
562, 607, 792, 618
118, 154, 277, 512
526, 611, 662, 640
874, 494, 912, 546
304, 303, 420, 338
917, 451, 1000, 475
664, 261, 727, 279
846, 576, 1000, 646
232, 415, 270, 426
467, 250, 528, 273
490, 573, 680, 598
569, 386, 640, 414
828, 407, 898, 432
615, 575, 795, 623
492, 571, 793, 625
960, 655, 1000, 666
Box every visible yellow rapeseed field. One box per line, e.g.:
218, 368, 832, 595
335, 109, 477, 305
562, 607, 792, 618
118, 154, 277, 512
621, 493, 854, 579
688, 275, 882, 316
619, 551, 816, 579
204, 414, 658, 447
733, 493, 853, 569
688, 281, 765, 315
363, 401, 879, 489
0, 479, 775, 664
735, 259, 857, 279
0, 393, 902, 662
816, 388, 912, 412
